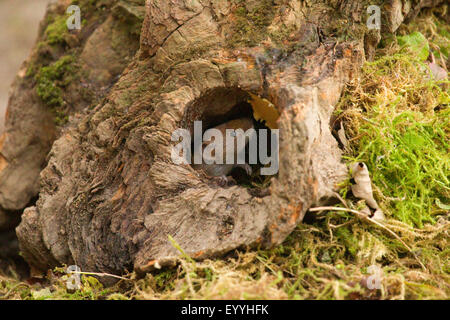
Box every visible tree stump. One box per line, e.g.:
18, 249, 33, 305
0, 0, 443, 277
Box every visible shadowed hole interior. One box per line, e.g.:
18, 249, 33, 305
182, 87, 278, 189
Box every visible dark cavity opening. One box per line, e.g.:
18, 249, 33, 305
182, 87, 278, 192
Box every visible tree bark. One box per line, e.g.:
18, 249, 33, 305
0, 0, 443, 278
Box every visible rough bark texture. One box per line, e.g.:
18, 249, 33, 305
0, 0, 443, 278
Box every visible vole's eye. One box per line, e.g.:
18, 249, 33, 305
358, 162, 364, 168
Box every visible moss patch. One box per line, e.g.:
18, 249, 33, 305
35, 55, 76, 124
44, 14, 71, 46
28, 0, 143, 125
227, 0, 279, 47
35, 55, 75, 107
336, 9, 449, 227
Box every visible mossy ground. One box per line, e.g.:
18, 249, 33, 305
1, 7, 449, 300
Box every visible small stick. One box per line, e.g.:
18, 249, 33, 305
309, 206, 427, 271
333, 191, 349, 209
68, 271, 130, 281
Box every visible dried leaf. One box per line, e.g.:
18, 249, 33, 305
248, 93, 279, 129
372, 209, 385, 221
351, 162, 379, 210
426, 62, 447, 81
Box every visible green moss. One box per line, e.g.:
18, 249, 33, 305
338, 45, 449, 227
44, 15, 70, 46
397, 32, 430, 61
35, 55, 75, 107
336, 227, 359, 258
153, 269, 178, 292
358, 110, 448, 227
228, 0, 278, 47
334, 6, 450, 228
34, 55, 77, 125
26, 62, 37, 78
43, 0, 120, 48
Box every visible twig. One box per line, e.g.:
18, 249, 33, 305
309, 206, 427, 271
361, 116, 379, 126
333, 191, 349, 209
69, 271, 130, 281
